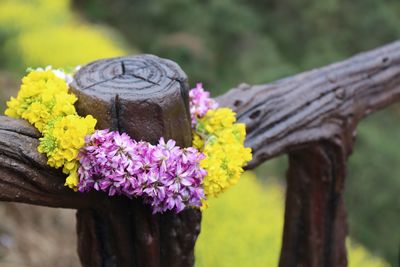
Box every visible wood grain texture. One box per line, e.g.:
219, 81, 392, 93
0, 116, 102, 209
71, 54, 200, 267
70, 54, 192, 145
279, 140, 348, 267
217, 41, 400, 169
0, 41, 399, 266
215, 41, 400, 267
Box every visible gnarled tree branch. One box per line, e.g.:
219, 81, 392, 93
217, 41, 400, 169
0, 116, 102, 209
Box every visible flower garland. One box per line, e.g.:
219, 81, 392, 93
5, 68, 252, 213
77, 130, 205, 213
189, 83, 252, 205
5, 67, 96, 189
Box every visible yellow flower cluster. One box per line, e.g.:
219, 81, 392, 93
38, 115, 96, 189
196, 173, 389, 267
193, 108, 252, 202
0, 0, 127, 71
4, 69, 97, 190
5, 70, 77, 132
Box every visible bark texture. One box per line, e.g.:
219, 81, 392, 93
279, 141, 349, 267
217, 41, 400, 169
70, 54, 200, 267
0, 116, 102, 209
0, 41, 399, 266
215, 40, 400, 267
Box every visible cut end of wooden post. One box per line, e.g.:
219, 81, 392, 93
70, 54, 192, 146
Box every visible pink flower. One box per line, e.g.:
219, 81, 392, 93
189, 83, 218, 126
77, 130, 206, 214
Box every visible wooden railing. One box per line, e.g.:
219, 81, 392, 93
0, 41, 399, 267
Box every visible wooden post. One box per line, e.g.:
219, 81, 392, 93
217, 41, 400, 267
70, 55, 201, 267
279, 142, 348, 267
0, 41, 400, 267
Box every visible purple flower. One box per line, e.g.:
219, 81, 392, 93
189, 83, 218, 126
77, 130, 206, 214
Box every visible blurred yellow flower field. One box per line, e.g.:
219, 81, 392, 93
0, 0, 128, 71
196, 172, 389, 267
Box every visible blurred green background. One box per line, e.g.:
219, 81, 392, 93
0, 0, 399, 266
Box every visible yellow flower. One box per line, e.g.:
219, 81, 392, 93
39, 115, 96, 166
65, 170, 79, 191
64, 162, 79, 191
4, 68, 98, 190
63, 161, 78, 173
21, 102, 51, 131
38, 114, 96, 190
194, 108, 252, 206
4, 69, 77, 133
4, 97, 21, 118
3, 69, 96, 188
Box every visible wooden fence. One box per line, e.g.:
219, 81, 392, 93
0, 40, 399, 267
